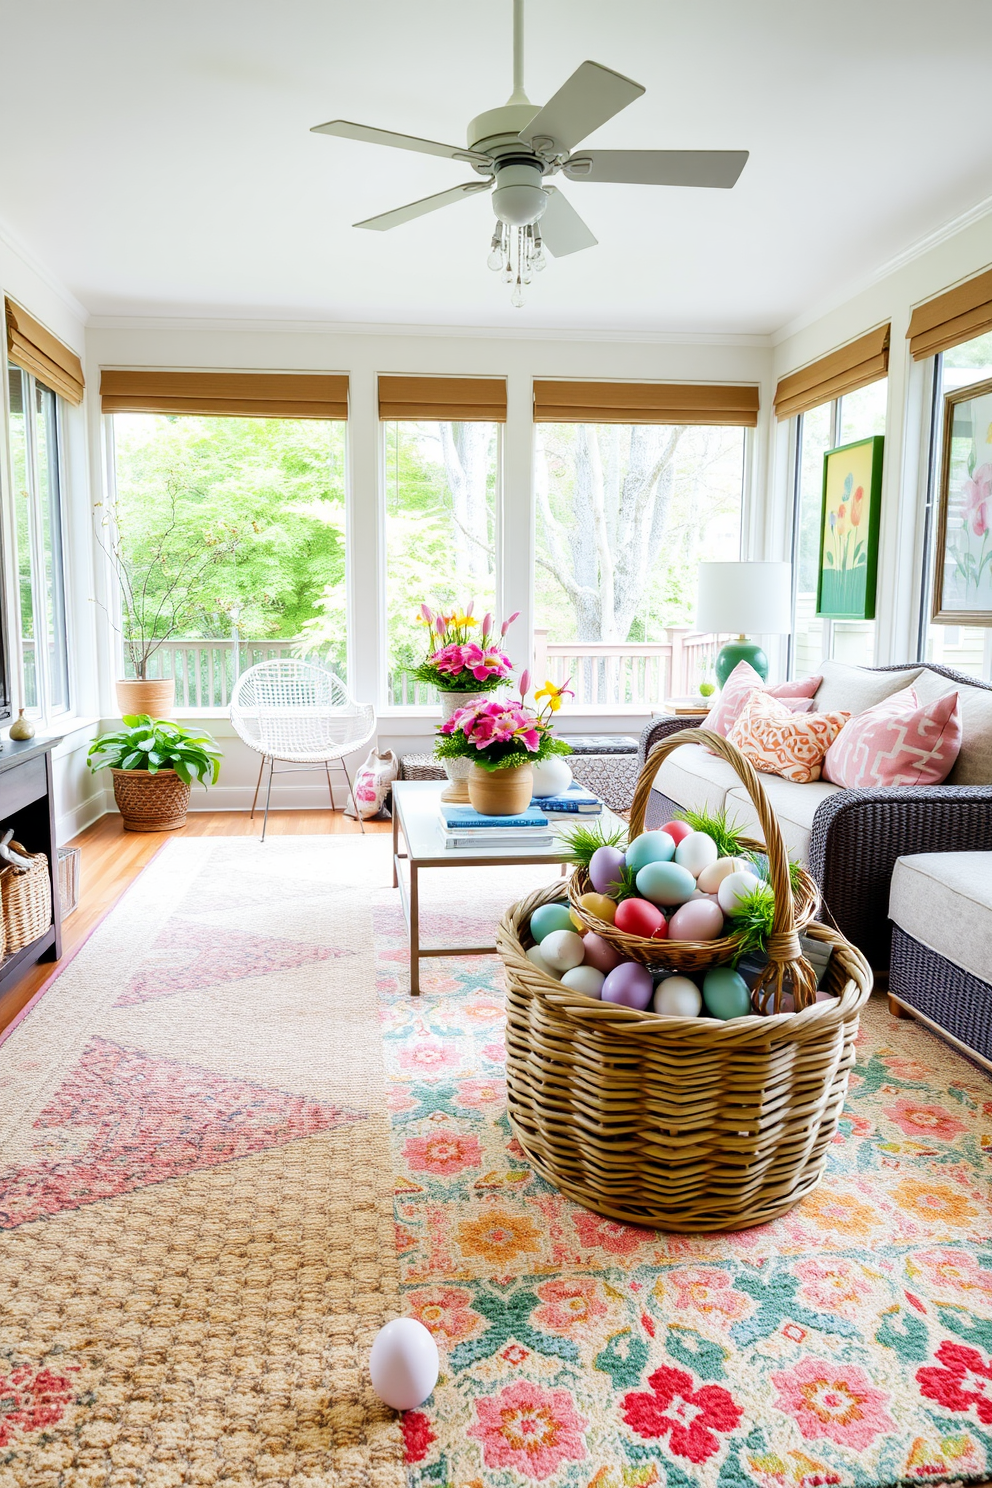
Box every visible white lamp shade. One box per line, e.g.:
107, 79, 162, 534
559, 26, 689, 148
695, 562, 792, 635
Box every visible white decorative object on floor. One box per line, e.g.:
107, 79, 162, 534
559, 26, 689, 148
345, 748, 399, 820
230, 659, 375, 841
369, 1318, 439, 1411
530, 754, 573, 798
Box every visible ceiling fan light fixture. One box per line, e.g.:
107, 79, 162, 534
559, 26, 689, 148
491, 161, 548, 227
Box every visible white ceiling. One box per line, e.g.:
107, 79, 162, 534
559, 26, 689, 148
2, 0, 992, 336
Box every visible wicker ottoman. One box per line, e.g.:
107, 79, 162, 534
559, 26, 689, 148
888, 851, 992, 1069
399, 752, 445, 782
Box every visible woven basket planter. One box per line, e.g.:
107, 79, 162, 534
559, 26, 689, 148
111, 768, 190, 832
566, 727, 819, 974
1, 847, 52, 953
496, 729, 873, 1232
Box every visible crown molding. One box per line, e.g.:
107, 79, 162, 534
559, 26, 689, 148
772, 190, 992, 348
85, 312, 772, 349
0, 216, 89, 328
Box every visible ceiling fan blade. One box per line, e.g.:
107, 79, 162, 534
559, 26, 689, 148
311, 118, 490, 167
354, 180, 490, 231
563, 149, 749, 188
519, 61, 644, 158
539, 186, 598, 257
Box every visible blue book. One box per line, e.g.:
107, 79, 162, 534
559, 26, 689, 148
440, 803, 549, 830
534, 782, 602, 813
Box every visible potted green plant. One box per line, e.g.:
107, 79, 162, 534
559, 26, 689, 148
88, 715, 222, 832
434, 672, 572, 815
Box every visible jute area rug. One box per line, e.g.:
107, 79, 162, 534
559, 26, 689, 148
0, 836, 404, 1488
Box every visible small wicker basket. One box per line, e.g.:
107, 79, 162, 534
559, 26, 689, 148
567, 727, 819, 977
1, 844, 52, 953
111, 768, 190, 832
496, 730, 873, 1232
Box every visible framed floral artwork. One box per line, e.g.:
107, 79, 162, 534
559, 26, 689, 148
816, 435, 884, 620
933, 376, 992, 623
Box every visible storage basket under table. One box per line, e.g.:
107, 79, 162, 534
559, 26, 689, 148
496, 729, 873, 1233
0, 844, 52, 954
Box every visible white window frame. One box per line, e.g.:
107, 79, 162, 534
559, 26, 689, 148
6, 364, 71, 721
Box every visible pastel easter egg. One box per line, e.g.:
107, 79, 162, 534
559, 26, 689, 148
613, 897, 665, 938
635, 860, 697, 907
602, 960, 654, 1011
696, 856, 748, 894
674, 831, 719, 878
539, 929, 585, 972
653, 976, 703, 1017
529, 902, 576, 942
526, 944, 561, 980
660, 819, 693, 845
589, 845, 626, 897
578, 891, 617, 924
702, 967, 753, 1020
369, 1318, 439, 1411
717, 869, 762, 917
625, 831, 676, 873
582, 933, 624, 974
667, 899, 725, 942
561, 964, 606, 998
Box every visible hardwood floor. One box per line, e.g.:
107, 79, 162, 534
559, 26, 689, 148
0, 809, 391, 1040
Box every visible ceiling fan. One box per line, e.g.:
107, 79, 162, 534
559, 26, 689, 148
311, 0, 748, 306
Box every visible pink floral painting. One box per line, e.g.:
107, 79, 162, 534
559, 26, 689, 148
936, 387, 992, 618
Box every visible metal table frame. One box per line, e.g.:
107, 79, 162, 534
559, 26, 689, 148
391, 781, 579, 995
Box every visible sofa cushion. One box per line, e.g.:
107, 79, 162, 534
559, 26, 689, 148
701, 660, 822, 739
912, 669, 992, 785
724, 775, 843, 865
812, 659, 922, 715
650, 742, 745, 815
822, 684, 962, 788
728, 689, 850, 782
889, 851, 992, 985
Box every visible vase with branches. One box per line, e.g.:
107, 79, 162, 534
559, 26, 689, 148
95, 475, 236, 716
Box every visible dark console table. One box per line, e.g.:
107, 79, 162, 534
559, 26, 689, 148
0, 734, 63, 1005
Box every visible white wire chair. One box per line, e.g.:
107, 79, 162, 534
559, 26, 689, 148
229, 660, 376, 840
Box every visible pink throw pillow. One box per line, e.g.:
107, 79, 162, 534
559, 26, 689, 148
728, 689, 850, 784
702, 660, 822, 739
822, 685, 961, 788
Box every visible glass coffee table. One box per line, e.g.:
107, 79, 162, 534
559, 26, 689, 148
391, 780, 624, 995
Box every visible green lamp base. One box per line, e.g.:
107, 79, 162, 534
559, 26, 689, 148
714, 638, 768, 689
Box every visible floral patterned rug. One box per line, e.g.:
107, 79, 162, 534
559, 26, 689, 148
374, 877, 992, 1488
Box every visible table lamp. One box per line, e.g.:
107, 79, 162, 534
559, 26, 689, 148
695, 561, 792, 688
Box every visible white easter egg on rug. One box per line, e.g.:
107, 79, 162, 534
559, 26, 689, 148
370, 1318, 439, 1410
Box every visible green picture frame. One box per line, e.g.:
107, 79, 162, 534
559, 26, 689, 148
816, 434, 884, 620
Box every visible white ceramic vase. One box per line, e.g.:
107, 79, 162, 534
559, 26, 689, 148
531, 755, 573, 799
438, 689, 490, 803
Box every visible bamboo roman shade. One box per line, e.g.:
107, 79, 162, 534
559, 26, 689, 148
532, 380, 759, 426
773, 324, 890, 420
5, 300, 84, 405
378, 375, 507, 421
907, 268, 992, 360
100, 370, 349, 419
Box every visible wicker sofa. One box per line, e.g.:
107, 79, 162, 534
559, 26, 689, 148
638, 660, 992, 970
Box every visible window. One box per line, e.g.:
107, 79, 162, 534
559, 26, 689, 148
917, 330, 992, 681
7, 363, 69, 716
382, 420, 498, 706
533, 422, 745, 704
789, 378, 887, 678
111, 414, 346, 706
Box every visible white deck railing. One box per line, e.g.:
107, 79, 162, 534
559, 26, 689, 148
126, 629, 727, 711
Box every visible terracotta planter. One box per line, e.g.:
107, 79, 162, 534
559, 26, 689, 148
468, 763, 533, 816
438, 688, 490, 803
116, 678, 174, 719
111, 768, 190, 832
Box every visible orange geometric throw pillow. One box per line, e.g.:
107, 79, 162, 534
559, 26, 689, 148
727, 688, 850, 784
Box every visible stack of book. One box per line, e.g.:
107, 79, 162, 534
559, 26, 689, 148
438, 783, 604, 849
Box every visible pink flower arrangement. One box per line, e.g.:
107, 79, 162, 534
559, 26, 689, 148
435, 674, 573, 772
411, 601, 518, 692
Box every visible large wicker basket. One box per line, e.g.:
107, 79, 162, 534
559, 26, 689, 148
567, 727, 819, 974
496, 730, 873, 1232
1, 846, 52, 953
111, 768, 190, 831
